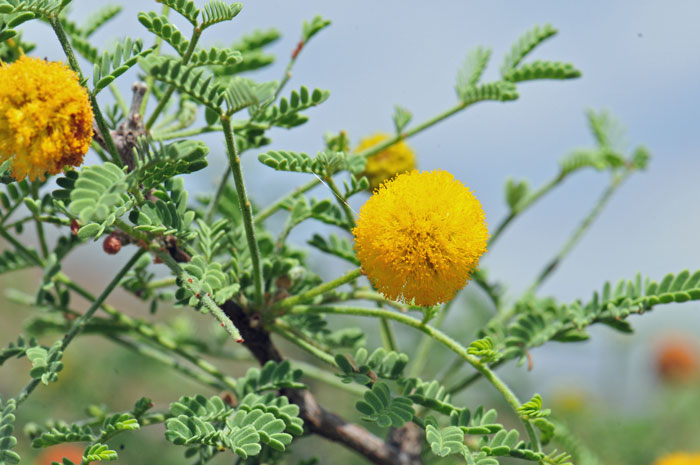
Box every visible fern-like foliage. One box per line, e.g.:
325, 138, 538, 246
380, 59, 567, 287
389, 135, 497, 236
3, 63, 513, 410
0, 250, 33, 275
82, 443, 118, 462
0, 1, 61, 42
457, 81, 518, 104
254, 86, 330, 128
398, 377, 454, 415
175, 255, 239, 307
233, 360, 305, 398
221, 77, 259, 115
502, 60, 581, 83
456, 46, 491, 91
494, 269, 700, 365
450, 406, 503, 435
237, 393, 304, 436
26, 340, 63, 385
0, 396, 19, 465
518, 394, 551, 420
140, 56, 225, 110
188, 46, 242, 67
307, 233, 359, 265
200, 0, 241, 30
335, 347, 409, 384
467, 336, 503, 363
425, 424, 464, 457
500, 24, 557, 75
67, 163, 131, 240
130, 140, 209, 190
392, 105, 412, 133
92, 37, 151, 94
138, 11, 189, 55
164, 391, 301, 458
0, 335, 38, 365
81, 4, 121, 37
355, 382, 414, 428
31, 424, 95, 447
156, 0, 199, 26
258, 150, 361, 178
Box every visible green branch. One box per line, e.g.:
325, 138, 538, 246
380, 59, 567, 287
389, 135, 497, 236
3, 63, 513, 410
14, 249, 146, 406
221, 115, 264, 308
275, 267, 362, 309
527, 172, 627, 293
489, 171, 566, 248
287, 304, 540, 450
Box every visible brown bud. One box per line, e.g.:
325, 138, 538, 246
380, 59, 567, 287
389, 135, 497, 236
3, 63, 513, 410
103, 233, 122, 255
70, 219, 80, 235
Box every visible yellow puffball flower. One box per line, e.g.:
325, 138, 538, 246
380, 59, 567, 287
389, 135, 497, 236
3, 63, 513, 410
356, 133, 416, 191
353, 170, 489, 306
653, 453, 700, 465
0, 56, 93, 181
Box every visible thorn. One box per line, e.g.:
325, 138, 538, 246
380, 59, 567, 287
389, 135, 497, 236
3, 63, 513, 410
526, 350, 534, 371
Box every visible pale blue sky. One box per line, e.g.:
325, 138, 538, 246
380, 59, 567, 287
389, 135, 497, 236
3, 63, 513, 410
18, 0, 700, 402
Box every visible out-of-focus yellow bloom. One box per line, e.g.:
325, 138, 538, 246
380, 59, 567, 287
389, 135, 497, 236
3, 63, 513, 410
353, 170, 488, 306
653, 452, 700, 465
0, 56, 93, 181
356, 133, 416, 191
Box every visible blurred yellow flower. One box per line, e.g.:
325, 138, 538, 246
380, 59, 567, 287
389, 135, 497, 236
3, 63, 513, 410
356, 133, 416, 191
353, 170, 488, 306
0, 56, 93, 181
653, 452, 700, 465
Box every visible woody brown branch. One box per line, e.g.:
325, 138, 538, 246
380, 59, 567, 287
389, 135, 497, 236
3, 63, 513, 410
222, 301, 423, 465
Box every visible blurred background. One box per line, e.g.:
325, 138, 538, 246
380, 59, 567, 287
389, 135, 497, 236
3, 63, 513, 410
2, 1, 700, 464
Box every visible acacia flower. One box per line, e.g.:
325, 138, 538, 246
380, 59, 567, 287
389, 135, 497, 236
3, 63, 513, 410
653, 453, 700, 465
353, 170, 488, 306
0, 56, 93, 181
356, 133, 416, 191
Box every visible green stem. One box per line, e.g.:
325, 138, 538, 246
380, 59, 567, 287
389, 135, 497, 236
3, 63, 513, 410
48, 16, 121, 164
55, 273, 238, 390
145, 277, 177, 290
324, 175, 356, 227
146, 26, 202, 129
271, 320, 337, 367
151, 125, 222, 141
204, 166, 231, 224
30, 182, 49, 259
257, 100, 471, 222
0, 226, 44, 266
0, 197, 23, 226
378, 317, 398, 352
109, 83, 129, 118
409, 299, 455, 378
107, 334, 230, 392
255, 178, 317, 224
288, 304, 540, 450
489, 172, 566, 249
140, 4, 169, 116
113, 218, 243, 342
221, 116, 264, 308
14, 249, 145, 406
276, 268, 362, 309
527, 173, 627, 293
90, 141, 109, 163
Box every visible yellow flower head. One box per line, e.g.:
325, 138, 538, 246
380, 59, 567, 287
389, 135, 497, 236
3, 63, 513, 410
0, 56, 93, 181
353, 170, 489, 306
356, 133, 416, 191
653, 453, 700, 465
